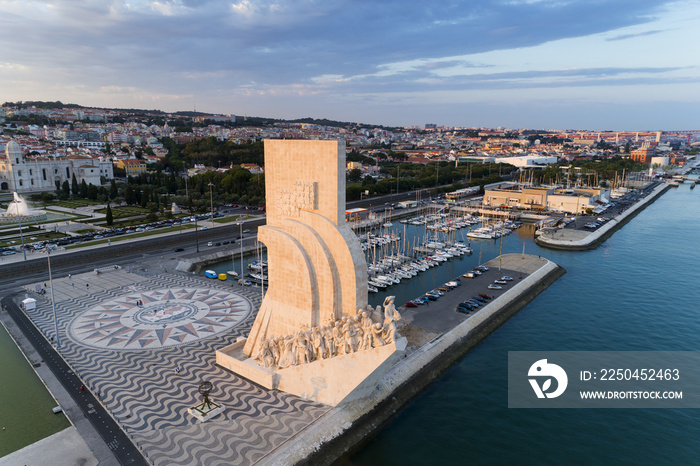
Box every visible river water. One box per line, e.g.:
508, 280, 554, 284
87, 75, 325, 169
351, 183, 700, 465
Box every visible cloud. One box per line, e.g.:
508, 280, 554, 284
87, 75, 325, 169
606, 29, 667, 41
0, 62, 29, 71
149, 1, 190, 16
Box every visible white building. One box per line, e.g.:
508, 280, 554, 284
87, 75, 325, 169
650, 156, 669, 167
494, 155, 558, 168
0, 139, 113, 192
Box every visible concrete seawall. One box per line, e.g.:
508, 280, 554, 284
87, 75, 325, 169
535, 183, 670, 251
263, 255, 566, 465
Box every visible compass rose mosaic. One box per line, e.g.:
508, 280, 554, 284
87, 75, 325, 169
67, 288, 253, 350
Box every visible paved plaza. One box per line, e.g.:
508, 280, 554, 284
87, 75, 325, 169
21, 269, 329, 465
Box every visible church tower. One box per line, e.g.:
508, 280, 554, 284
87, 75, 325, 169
5, 140, 25, 191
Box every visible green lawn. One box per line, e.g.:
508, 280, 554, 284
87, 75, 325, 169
65, 224, 196, 249
213, 215, 244, 224
49, 200, 103, 209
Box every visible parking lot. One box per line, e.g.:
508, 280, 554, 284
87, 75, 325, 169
398, 254, 547, 334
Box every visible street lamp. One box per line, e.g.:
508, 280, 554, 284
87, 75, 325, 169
14, 200, 27, 261
208, 182, 214, 224
238, 221, 244, 279
194, 214, 199, 253
44, 247, 60, 347
396, 165, 400, 202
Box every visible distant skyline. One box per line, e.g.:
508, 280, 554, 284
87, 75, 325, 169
1, 0, 699, 131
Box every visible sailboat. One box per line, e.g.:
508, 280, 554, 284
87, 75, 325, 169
382, 208, 393, 228
227, 250, 238, 278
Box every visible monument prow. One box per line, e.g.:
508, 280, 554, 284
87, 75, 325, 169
242, 140, 368, 357
216, 140, 405, 406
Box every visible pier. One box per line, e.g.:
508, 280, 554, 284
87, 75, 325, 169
535, 182, 670, 250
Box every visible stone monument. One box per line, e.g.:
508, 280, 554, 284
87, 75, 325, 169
216, 140, 406, 406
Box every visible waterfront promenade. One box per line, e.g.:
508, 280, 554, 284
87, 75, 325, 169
3, 267, 327, 465
1, 252, 562, 465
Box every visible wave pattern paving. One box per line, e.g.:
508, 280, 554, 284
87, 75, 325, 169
22, 270, 328, 465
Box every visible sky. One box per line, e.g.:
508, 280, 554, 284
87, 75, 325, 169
1, 0, 699, 130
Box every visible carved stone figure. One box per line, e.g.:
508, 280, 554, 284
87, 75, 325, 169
333, 321, 345, 355
255, 309, 402, 369
311, 327, 327, 360
383, 296, 402, 324
270, 337, 281, 366
341, 318, 355, 354
254, 340, 276, 368
323, 324, 336, 358
278, 335, 296, 368
371, 322, 386, 347
383, 319, 397, 343
295, 332, 311, 365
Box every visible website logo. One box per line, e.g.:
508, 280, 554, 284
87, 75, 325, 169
528, 359, 568, 398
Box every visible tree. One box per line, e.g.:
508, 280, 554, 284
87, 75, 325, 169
109, 179, 118, 199
124, 185, 136, 205
71, 174, 79, 196
62, 180, 70, 197
80, 179, 88, 198
87, 184, 98, 200
105, 203, 114, 226
140, 187, 150, 208
347, 168, 363, 183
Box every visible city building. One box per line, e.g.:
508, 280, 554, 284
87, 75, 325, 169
115, 159, 147, 176
483, 181, 609, 214
631, 144, 655, 164
0, 139, 113, 192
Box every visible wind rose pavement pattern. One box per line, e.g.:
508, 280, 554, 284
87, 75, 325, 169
68, 287, 252, 350
22, 270, 329, 465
